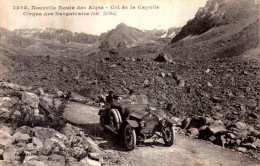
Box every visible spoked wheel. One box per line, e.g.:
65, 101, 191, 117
109, 109, 121, 132
162, 125, 175, 146
123, 124, 136, 151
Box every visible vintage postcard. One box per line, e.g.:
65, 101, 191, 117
0, 0, 259, 165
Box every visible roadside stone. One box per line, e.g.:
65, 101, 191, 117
0, 160, 20, 166
86, 137, 102, 153
15, 126, 33, 135
81, 157, 101, 166
181, 118, 191, 129
208, 120, 226, 135
0, 149, 4, 156
32, 137, 44, 150
187, 128, 199, 137
48, 154, 66, 165
23, 155, 48, 164
242, 143, 257, 150
0, 131, 15, 147
188, 116, 206, 129
237, 147, 247, 153
22, 92, 39, 109
234, 122, 247, 130
0, 125, 13, 135
13, 131, 31, 143
3, 146, 19, 161
69, 93, 86, 103
89, 153, 103, 162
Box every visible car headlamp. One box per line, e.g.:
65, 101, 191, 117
140, 121, 146, 128
161, 119, 167, 126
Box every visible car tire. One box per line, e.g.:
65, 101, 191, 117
109, 109, 121, 132
123, 124, 136, 151
163, 125, 175, 146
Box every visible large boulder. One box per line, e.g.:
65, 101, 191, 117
0, 131, 15, 148
154, 52, 173, 63
22, 92, 39, 109
198, 120, 226, 140
3, 145, 19, 161
208, 120, 226, 135
0, 124, 13, 135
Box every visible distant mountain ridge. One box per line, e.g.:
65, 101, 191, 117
0, 23, 180, 49
13, 28, 99, 44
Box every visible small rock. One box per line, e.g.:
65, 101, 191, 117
208, 120, 226, 134
69, 93, 86, 103
187, 128, 199, 137
0, 149, 4, 156
3, 146, 18, 161
89, 152, 103, 161
181, 118, 191, 129
242, 143, 257, 150
207, 82, 213, 88
0, 125, 13, 135
86, 137, 102, 153
48, 154, 66, 165
56, 90, 64, 98
234, 122, 247, 130
160, 72, 166, 78
188, 116, 206, 129
205, 69, 211, 73
32, 137, 43, 150
81, 157, 101, 166
211, 96, 222, 103
227, 133, 236, 139
13, 132, 31, 143
237, 147, 247, 153
143, 79, 150, 87
178, 80, 185, 87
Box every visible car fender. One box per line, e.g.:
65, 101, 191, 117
98, 109, 105, 115
166, 118, 177, 125
126, 120, 139, 128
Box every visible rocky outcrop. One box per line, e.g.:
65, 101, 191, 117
0, 82, 104, 165
181, 115, 260, 159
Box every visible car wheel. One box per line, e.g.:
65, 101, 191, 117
123, 124, 136, 151
162, 125, 175, 146
109, 109, 121, 132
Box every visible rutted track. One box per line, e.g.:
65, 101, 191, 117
63, 102, 260, 166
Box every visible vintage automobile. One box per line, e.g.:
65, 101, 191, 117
98, 94, 176, 150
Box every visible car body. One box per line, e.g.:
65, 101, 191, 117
98, 94, 176, 150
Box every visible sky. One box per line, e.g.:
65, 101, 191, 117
0, 0, 208, 35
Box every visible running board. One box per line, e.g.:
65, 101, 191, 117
105, 125, 118, 134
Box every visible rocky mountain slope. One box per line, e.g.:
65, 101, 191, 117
169, 0, 259, 59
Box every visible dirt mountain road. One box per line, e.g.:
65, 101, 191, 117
63, 102, 260, 166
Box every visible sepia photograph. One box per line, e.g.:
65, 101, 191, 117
0, 0, 259, 165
